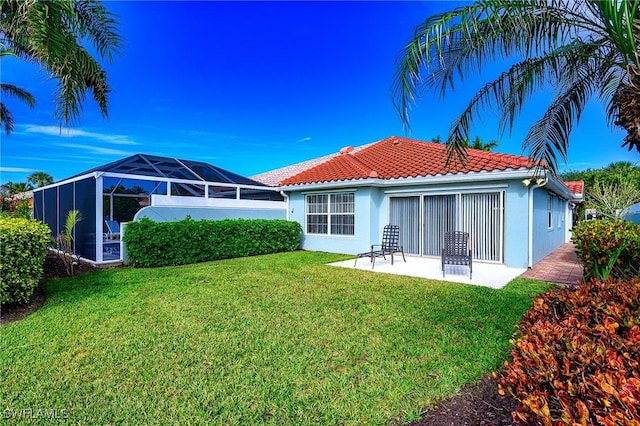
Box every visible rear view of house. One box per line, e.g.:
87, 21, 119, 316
255, 136, 584, 269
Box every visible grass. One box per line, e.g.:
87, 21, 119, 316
0, 251, 549, 425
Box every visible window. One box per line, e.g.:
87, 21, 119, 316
306, 192, 354, 235
306, 194, 328, 234
547, 195, 553, 229
558, 206, 563, 229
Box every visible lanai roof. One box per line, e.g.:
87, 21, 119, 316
70, 153, 266, 186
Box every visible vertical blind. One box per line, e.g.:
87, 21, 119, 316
389, 192, 503, 262
460, 192, 502, 261
389, 197, 420, 254
422, 195, 457, 256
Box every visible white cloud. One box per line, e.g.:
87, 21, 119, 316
56, 143, 133, 156
296, 137, 312, 143
24, 125, 138, 145
0, 166, 35, 173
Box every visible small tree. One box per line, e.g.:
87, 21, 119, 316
587, 176, 640, 221
55, 210, 82, 276
463, 135, 499, 151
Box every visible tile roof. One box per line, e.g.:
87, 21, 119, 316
280, 136, 536, 186
563, 181, 584, 196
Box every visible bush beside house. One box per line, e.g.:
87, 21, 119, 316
0, 217, 51, 305
572, 220, 640, 280
497, 277, 640, 425
124, 218, 302, 267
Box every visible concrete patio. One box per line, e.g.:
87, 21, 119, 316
329, 255, 526, 289
329, 243, 584, 289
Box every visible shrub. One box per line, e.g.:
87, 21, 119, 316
497, 278, 640, 425
123, 218, 302, 267
0, 217, 51, 305
571, 220, 640, 280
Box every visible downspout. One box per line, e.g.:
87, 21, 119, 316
527, 177, 548, 268
279, 190, 289, 221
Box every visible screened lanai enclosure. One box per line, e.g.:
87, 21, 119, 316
33, 154, 286, 264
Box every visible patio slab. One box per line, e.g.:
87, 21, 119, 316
328, 255, 526, 289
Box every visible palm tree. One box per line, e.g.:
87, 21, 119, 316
1, 0, 121, 127
393, 1, 640, 173
26, 171, 53, 188
464, 136, 499, 152
0, 50, 36, 134
0, 181, 33, 196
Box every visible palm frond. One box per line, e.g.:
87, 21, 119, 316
0, 83, 36, 108
1, 0, 120, 126
0, 102, 16, 134
524, 60, 601, 173
52, 44, 111, 124
589, 0, 640, 67
442, 47, 596, 167
392, 0, 580, 130
72, 0, 122, 62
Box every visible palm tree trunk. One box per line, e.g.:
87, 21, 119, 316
614, 66, 640, 152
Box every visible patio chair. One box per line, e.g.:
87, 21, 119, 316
441, 231, 472, 279
355, 224, 406, 269
104, 219, 121, 240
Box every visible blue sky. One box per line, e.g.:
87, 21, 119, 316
1, 1, 638, 186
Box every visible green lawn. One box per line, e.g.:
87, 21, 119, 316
1, 251, 548, 425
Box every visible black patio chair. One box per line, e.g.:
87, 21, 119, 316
355, 224, 406, 269
441, 231, 472, 279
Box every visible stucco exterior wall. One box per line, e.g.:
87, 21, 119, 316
531, 188, 568, 265
286, 178, 574, 269
288, 188, 373, 254
287, 179, 524, 266
503, 181, 530, 268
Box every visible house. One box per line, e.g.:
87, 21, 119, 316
254, 136, 584, 269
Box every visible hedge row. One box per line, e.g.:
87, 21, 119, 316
0, 217, 51, 305
571, 220, 640, 280
497, 278, 640, 425
123, 218, 302, 267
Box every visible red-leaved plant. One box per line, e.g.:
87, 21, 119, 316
496, 278, 640, 426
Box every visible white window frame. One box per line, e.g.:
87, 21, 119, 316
305, 192, 355, 236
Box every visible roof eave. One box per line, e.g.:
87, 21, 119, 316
545, 176, 584, 203
279, 168, 536, 191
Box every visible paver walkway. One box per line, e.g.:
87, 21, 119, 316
520, 242, 583, 285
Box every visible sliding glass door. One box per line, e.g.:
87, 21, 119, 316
389, 191, 504, 262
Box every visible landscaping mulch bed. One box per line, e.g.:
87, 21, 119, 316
2, 253, 519, 425
410, 377, 517, 426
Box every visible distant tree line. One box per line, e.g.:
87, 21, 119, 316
560, 162, 640, 221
